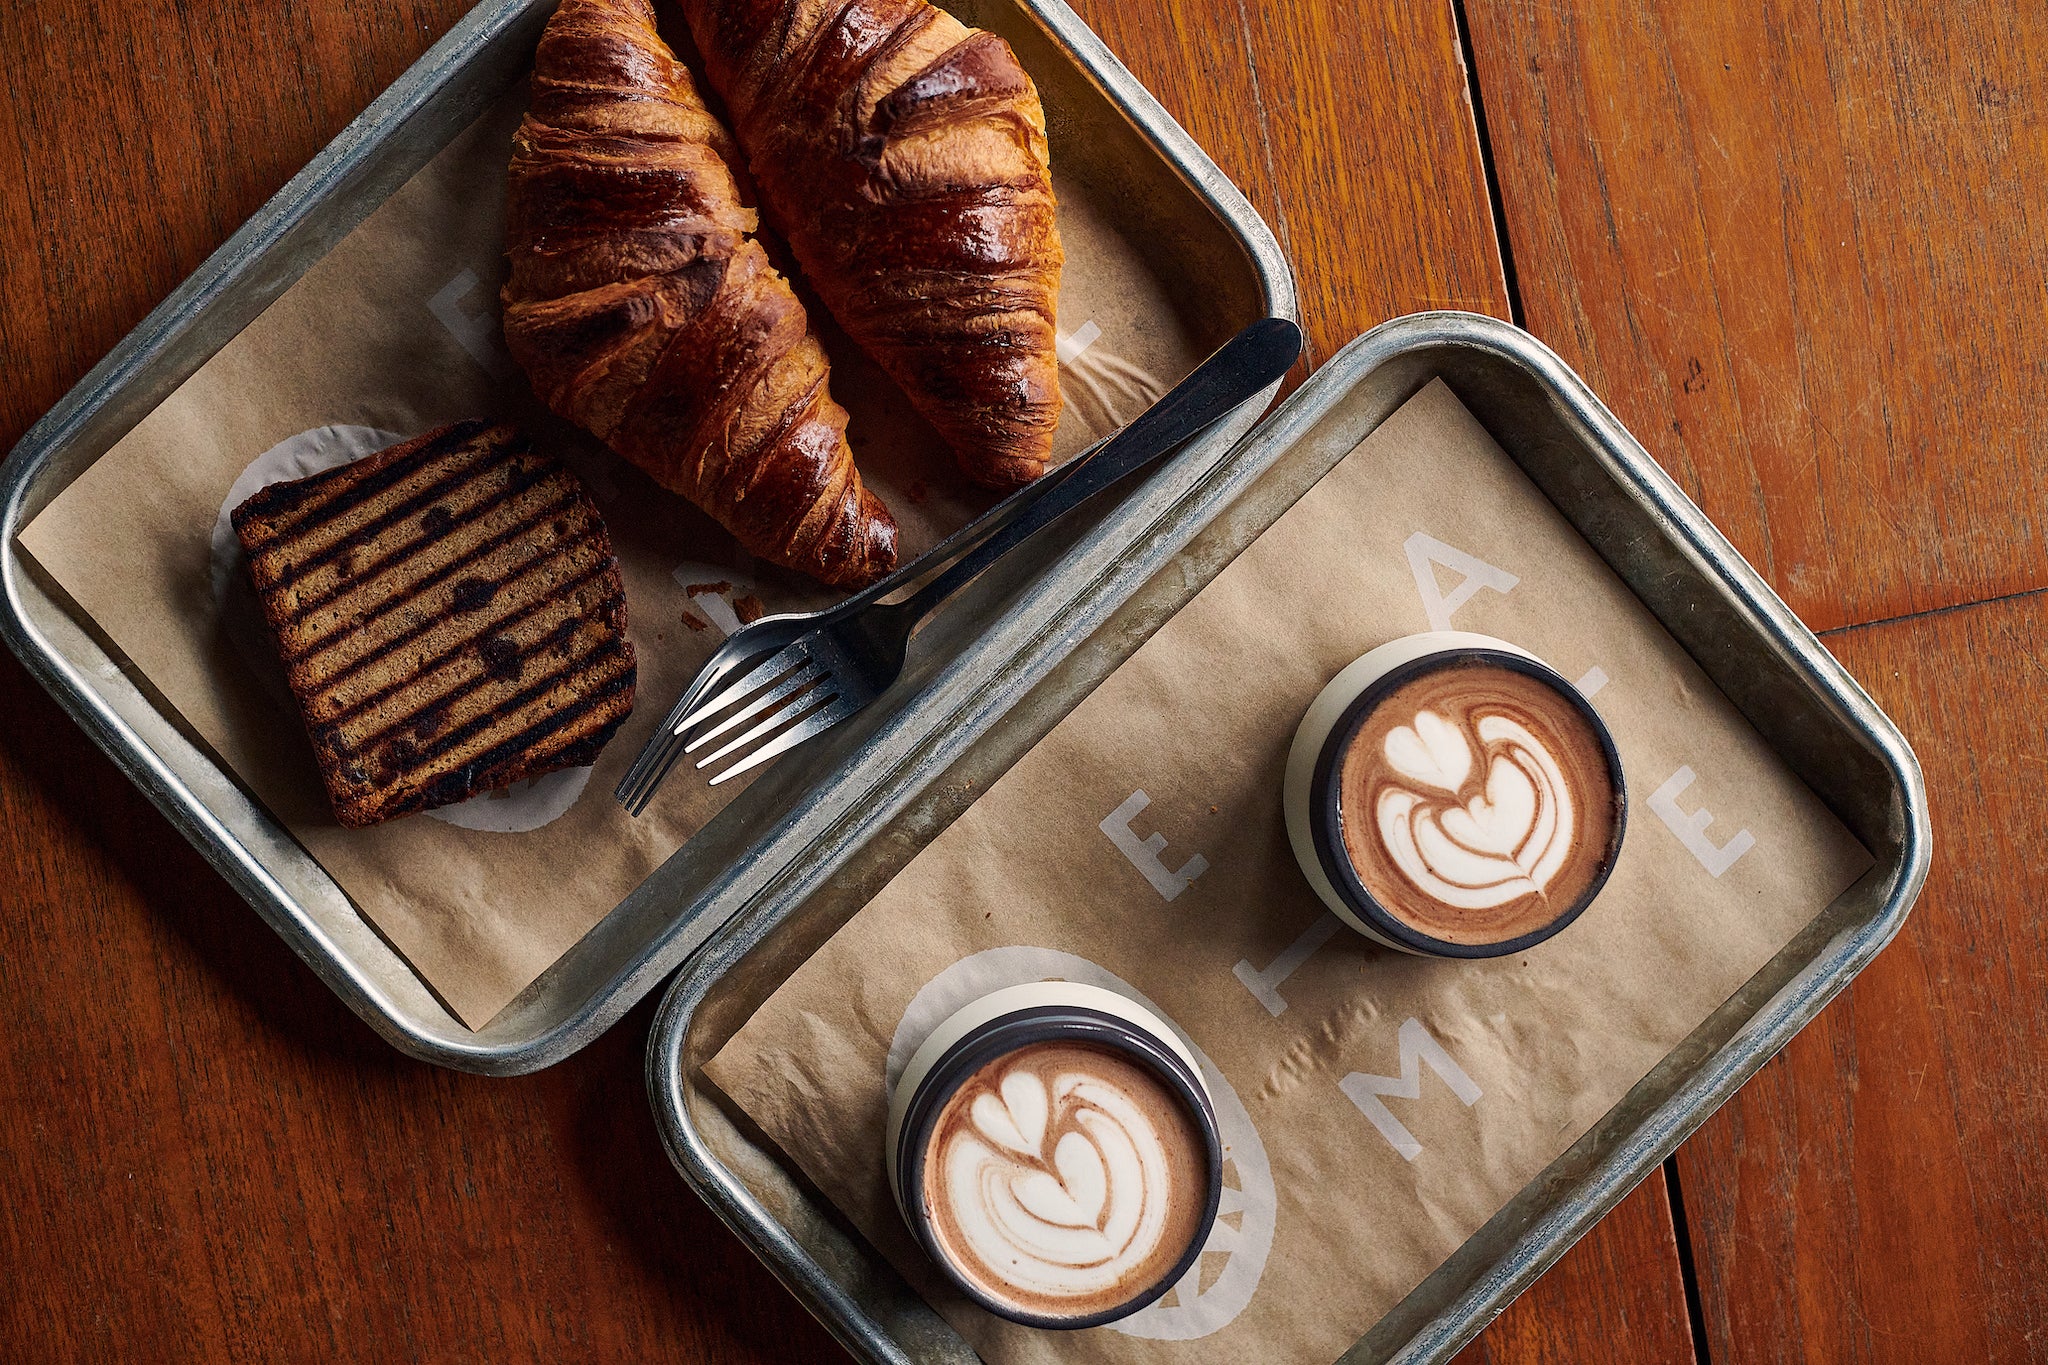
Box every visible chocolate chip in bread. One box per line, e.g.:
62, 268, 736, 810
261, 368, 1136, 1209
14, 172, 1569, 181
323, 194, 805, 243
231, 420, 636, 827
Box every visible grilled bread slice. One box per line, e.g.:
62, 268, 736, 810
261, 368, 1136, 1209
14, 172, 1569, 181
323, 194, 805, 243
231, 421, 636, 827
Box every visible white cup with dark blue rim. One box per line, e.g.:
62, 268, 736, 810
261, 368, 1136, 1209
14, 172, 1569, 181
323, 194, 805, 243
885, 982, 1222, 1329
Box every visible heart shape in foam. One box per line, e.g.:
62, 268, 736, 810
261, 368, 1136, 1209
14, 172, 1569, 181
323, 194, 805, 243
970, 1071, 1108, 1227
1383, 709, 1472, 793
1373, 710, 1575, 912
1437, 753, 1539, 856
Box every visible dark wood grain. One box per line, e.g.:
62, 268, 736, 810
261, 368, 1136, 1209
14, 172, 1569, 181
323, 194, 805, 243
1452, 1169, 1696, 1365
0, 648, 844, 1361
1672, 591, 2048, 1362
0, 0, 1700, 1359
0, 0, 484, 451
1063, 0, 1511, 367
1463, 0, 2048, 633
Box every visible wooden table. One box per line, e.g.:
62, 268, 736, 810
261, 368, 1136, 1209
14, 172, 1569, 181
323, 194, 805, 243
2, 0, 2039, 1359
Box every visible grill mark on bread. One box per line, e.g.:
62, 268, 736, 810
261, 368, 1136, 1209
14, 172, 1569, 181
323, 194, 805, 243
236, 419, 503, 532
294, 452, 557, 589
276, 485, 589, 671
269, 466, 540, 602
290, 524, 612, 712
334, 620, 626, 780
410, 675, 635, 817
234, 420, 495, 533
299, 558, 620, 730
232, 421, 635, 827
260, 463, 579, 614
244, 458, 503, 587
236, 422, 508, 566
341, 649, 636, 818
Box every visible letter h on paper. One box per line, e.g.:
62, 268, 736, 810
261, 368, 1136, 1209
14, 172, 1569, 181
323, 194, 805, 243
1339, 1019, 1483, 1161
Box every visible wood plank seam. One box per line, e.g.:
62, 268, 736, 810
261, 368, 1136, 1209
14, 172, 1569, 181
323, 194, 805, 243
1816, 580, 2048, 643
1449, 5, 1703, 1358
1663, 1153, 1716, 1363
1449, 0, 1527, 328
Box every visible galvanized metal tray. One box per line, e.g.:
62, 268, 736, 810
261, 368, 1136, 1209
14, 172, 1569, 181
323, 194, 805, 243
647, 311, 1931, 1363
0, 0, 1293, 1073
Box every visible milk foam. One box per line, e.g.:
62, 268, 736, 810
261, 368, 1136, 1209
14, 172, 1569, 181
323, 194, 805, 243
1374, 708, 1576, 911
925, 1046, 1198, 1315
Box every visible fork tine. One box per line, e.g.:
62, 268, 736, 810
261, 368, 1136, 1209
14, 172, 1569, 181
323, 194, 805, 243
682, 660, 827, 754
679, 638, 813, 732
614, 634, 757, 812
692, 683, 841, 772
705, 692, 862, 786
620, 725, 698, 818
614, 708, 690, 814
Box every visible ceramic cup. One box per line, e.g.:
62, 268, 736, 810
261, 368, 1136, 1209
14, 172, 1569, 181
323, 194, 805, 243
885, 981, 1222, 1329
1284, 630, 1627, 957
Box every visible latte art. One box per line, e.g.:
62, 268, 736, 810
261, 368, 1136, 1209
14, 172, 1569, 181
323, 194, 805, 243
922, 1042, 1207, 1319
1376, 709, 1575, 909
1335, 658, 1620, 945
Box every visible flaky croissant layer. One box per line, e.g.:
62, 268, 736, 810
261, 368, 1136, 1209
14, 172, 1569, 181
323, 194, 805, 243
502, 0, 898, 587
677, 0, 1065, 489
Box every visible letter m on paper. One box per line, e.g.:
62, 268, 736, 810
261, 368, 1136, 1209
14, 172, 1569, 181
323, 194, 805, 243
1338, 1019, 1482, 1161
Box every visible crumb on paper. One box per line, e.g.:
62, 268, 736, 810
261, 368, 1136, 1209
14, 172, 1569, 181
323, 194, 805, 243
905, 479, 929, 505
734, 594, 766, 625
685, 580, 733, 598
681, 610, 710, 632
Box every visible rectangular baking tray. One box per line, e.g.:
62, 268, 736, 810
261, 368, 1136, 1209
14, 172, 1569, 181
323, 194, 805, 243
0, 0, 1293, 1073
647, 311, 1931, 1363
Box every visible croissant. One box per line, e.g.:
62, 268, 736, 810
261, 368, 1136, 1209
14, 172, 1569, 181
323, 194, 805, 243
502, 0, 898, 588
676, 0, 1064, 488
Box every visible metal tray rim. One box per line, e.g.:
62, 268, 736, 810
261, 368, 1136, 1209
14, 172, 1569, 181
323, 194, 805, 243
0, 0, 1296, 1073
646, 310, 1931, 1364
0, 0, 551, 1071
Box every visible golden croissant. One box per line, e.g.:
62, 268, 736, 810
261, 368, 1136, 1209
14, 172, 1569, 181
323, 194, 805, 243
501, 0, 898, 588
676, 0, 1065, 488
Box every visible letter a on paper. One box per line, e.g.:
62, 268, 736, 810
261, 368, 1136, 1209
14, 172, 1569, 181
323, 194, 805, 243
1405, 532, 1519, 631
1339, 1018, 1482, 1161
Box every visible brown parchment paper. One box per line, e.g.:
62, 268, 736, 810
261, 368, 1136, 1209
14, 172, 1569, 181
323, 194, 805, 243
14, 84, 1199, 1029
705, 380, 1874, 1364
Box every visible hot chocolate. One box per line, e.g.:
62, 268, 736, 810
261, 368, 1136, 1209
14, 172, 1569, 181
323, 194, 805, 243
1285, 632, 1626, 955
918, 1040, 1210, 1322
1335, 658, 1619, 945
887, 982, 1222, 1327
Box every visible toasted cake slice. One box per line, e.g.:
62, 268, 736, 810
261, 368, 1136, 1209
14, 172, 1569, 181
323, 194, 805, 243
231, 420, 636, 827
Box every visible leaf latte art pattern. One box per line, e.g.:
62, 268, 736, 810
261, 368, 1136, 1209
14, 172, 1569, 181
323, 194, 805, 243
923, 1043, 1206, 1317
1374, 708, 1575, 910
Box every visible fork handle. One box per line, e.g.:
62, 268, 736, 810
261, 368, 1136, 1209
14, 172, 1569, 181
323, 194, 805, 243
899, 316, 1303, 622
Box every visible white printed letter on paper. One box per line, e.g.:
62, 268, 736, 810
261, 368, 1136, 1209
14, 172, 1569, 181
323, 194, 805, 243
1649, 765, 1757, 877
1100, 790, 1209, 902
1339, 1018, 1483, 1161
1405, 532, 1519, 631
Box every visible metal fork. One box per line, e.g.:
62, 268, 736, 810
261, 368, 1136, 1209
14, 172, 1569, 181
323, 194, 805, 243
615, 316, 1303, 812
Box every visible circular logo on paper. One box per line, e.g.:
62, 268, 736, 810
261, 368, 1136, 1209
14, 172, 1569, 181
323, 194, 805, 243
210, 424, 594, 834
888, 947, 1276, 1340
